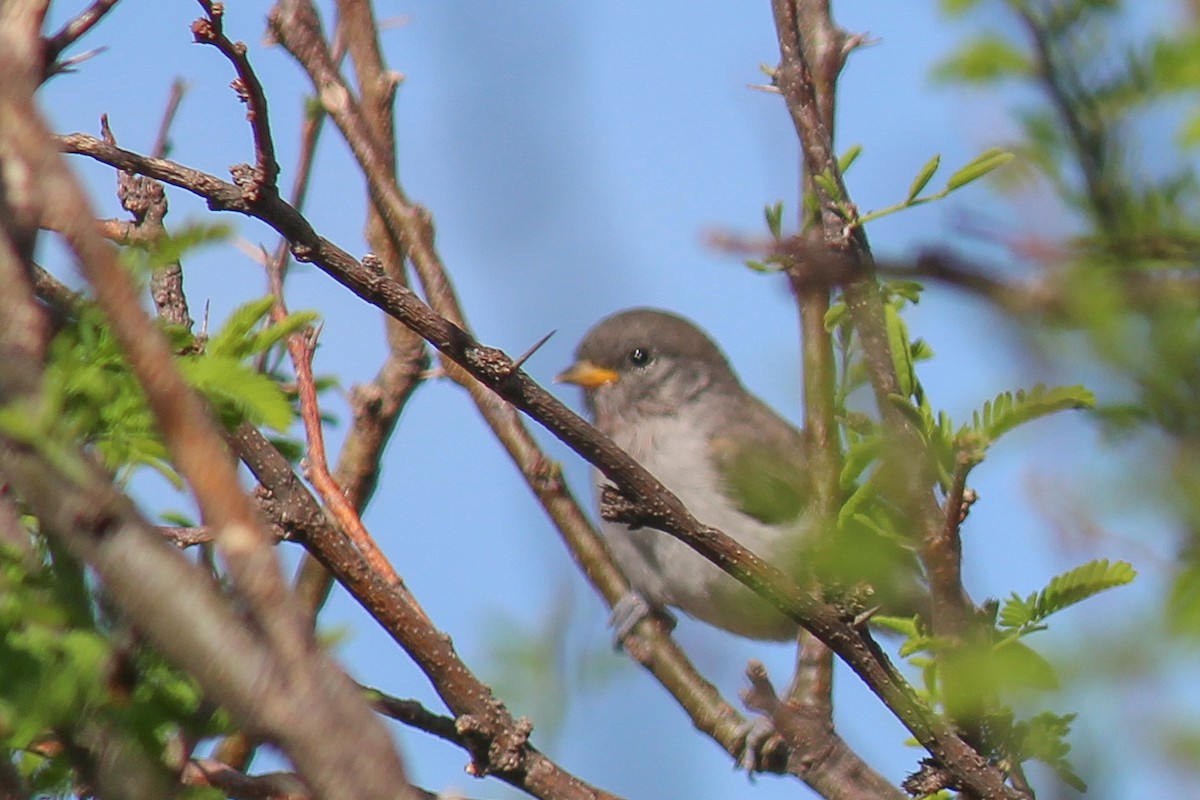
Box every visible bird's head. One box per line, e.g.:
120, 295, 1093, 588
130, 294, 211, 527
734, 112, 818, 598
556, 308, 740, 428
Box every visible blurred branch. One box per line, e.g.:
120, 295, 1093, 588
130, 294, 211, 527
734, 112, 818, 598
181, 758, 473, 800
42, 0, 119, 80
0, 39, 416, 800
150, 78, 187, 159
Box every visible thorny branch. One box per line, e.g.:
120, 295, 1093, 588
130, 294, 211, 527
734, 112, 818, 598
54, 127, 1016, 797
267, 0, 768, 772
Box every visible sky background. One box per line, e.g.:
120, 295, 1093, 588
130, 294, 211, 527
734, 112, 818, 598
36, 2, 1191, 798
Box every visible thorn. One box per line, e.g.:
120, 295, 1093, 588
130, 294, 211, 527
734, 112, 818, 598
50, 45, 109, 76
852, 605, 881, 629
509, 329, 556, 373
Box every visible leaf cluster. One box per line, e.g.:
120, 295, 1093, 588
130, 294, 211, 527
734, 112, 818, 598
0, 545, 230, 794
879, 559, 1133, 788
3, 295, 316, 486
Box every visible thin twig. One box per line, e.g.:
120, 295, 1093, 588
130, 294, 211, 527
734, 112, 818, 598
151, 78, 188, 159
43, 0, 120, 78
191, 0, 279, 197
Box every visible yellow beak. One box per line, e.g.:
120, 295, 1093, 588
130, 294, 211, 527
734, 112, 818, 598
554, 360, 620, 388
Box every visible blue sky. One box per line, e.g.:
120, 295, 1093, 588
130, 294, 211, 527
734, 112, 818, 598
38, 2, 1183, 798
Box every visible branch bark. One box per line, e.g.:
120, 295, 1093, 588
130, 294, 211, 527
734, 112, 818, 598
55, 128, 1019, 797
0, 27, 417, 800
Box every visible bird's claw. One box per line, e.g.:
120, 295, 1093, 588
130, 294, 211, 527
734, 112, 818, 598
737, 715, 778, 773
609, 591, 676, 650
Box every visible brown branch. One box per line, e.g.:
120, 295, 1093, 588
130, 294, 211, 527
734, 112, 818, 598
42, 0, 119, 79
56, 130, 1017, 795
0, 45, 416, 800
191, 0, 279, 198
744, 661, 905, 800
182, 760, 310, 800
151, 78, 187, 160
268, 0, 764, 772
229, 424, 623, 800
182, 759, 468, 800
367, 688, 462, 744
100, 115, 194, 330
285, 321, 420, 602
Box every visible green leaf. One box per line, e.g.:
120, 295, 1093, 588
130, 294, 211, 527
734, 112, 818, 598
823, 300, 849, 332
839, 437, 883, 489
886, 393, 927, 431
248, 310, 319, 355
939, 0, 984, 16
969, 384, 1096, 445
944, 148, 1015, 191
932, 35, 1032, 84
870, 615, 920, 638
838, 143, 863, 172
207, 296, 277, 359
711, 434, 810, 527
813, 171, 841, 199
906, 154, 941, 203
764, 201, 785, 239
884, 279, 925, 305
884, 304, 917, 398
999, 559, 1136, 631
991, 639, 1059, 690
144, 222, 233, 269
1013, 712, 1088, 792
178, 356, 294, 431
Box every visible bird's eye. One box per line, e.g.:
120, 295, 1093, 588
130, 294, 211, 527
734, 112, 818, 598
627, 347, 653, 368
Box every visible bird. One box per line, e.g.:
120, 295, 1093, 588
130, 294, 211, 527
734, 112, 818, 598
556, 307, 921, 642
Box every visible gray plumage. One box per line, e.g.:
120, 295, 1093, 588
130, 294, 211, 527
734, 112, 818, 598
559, 308, 814, 640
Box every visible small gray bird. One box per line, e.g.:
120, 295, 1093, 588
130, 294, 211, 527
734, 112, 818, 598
558, 308, 925, 642
557, 307, 818, 640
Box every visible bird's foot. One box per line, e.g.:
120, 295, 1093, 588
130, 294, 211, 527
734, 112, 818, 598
736, 715, 779, 773
609, 591, 676, 650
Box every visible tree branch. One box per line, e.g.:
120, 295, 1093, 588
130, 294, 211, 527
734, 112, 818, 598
0, 41, 416, 800
56, 127, 1020, 795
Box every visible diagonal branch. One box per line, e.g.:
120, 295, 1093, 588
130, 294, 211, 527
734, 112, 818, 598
228, 423, 623, 800
54, 131, 1014, 796
267, 0, 765, 769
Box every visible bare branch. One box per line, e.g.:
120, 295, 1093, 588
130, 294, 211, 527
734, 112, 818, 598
191, 0, 279, 197
43, 0, 119, 78
151, 78, 187, 160
743, 661, 905, 800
